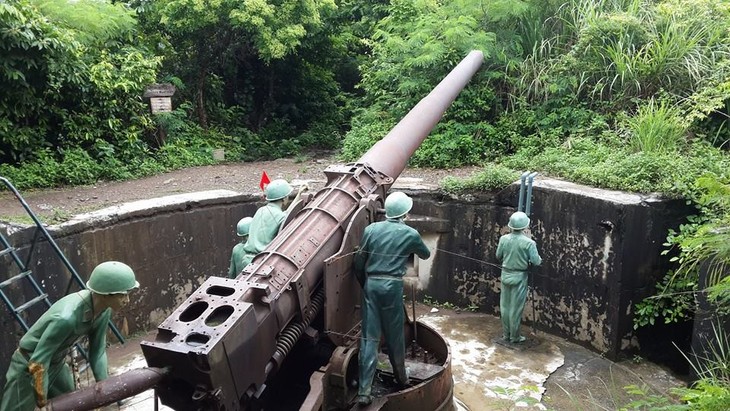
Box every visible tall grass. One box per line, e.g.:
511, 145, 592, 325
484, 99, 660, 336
626, 98, 686, 153
673, 323, 730, 410
513, 0, 730, 106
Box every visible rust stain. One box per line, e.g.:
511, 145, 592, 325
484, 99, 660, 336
28, 361, 46, 406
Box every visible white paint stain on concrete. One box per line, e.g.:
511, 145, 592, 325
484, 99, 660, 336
416, 233, 439, 290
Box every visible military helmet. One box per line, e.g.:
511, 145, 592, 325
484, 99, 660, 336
385, 192, 413, 219
237, 217, 253, 237
86, 261, 139, 295
265, 179, 293, 201
508, 211, 530, 231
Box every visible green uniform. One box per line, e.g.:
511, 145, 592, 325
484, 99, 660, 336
0, 290, 111, 410
228, 242, 247, 278
353, 218, 430, 398
495, 232, 542, 343
240, 203, 286, 268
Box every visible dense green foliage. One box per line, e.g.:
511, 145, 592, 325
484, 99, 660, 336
1, 0, 364, 188
343, 0, 730, 176
134, 0, 354, 157
0, 0, 162, 186
4, 0, 729, 195
341, 0, 503, 166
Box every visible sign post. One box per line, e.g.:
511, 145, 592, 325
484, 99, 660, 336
143, 84, 177, 145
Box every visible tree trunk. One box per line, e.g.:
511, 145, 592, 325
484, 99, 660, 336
256, 69, 275, 131
196, 67, 208, 129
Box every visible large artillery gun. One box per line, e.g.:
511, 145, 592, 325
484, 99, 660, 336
48, 50, 484, 411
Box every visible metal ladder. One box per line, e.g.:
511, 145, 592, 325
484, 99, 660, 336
0, 176, 125, 344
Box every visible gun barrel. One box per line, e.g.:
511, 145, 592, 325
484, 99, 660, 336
358, 50, 484, 178
49, 367, 168, 411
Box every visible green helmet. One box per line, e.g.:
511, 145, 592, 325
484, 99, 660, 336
508, 211, 530, 231
237, 216, 253, 237
86, 261, 139, 295
385, 192, 413, 219
265, 179, 293, 201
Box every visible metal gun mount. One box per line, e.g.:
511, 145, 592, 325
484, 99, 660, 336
48, 50, 484, 411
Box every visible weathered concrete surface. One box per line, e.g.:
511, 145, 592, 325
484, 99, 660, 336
689, 258, 729, 380
408, 177, 691, 359
96, 307, 683, 410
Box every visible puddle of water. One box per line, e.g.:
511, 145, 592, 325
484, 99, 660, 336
421, 314, 564, 410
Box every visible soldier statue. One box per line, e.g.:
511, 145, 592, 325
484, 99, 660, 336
228, 216, 253, 278
240, 179, 306, 268
496, 211, 542, 344
353, 192, 431, 405
0, 261, 139, 411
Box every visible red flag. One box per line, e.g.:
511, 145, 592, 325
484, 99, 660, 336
259, 171, 270, 191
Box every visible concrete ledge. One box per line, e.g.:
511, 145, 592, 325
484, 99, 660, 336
56, 190, 251, 235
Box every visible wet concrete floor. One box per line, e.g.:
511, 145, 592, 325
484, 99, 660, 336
89, 306, 685, 411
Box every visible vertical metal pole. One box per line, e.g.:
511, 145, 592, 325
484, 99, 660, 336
525, 172, 538, 216
526, 171, 538, 335
517, 172, 529, 212
411, 284, 417, 357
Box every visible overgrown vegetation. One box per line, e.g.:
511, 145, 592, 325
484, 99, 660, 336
1, 0, 359, 189
441, 164, 519, 194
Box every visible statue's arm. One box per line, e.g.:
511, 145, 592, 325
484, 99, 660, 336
528, 241, 542, 266
88, 309, 111, 382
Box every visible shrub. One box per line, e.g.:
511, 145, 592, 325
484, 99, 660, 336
58, 148, 103, 186
625, 99, 687, 153
0, 149, 60, 190
441, 163, 520, 194
340, 107, 396, 162
410, 121, 499, 168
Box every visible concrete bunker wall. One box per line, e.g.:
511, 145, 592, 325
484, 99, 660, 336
408, 179, 689, 358
0, 180, 690, 388
0, 191, 258, 388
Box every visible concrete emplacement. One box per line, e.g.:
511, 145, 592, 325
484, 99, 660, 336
0, 176, 690, 410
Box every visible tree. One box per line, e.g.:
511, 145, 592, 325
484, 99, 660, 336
139, 0, 335, 129
0, 0, 158, 166
341, 0, 510, 165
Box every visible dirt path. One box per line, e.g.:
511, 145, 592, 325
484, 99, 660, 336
0, 152, 482, 224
